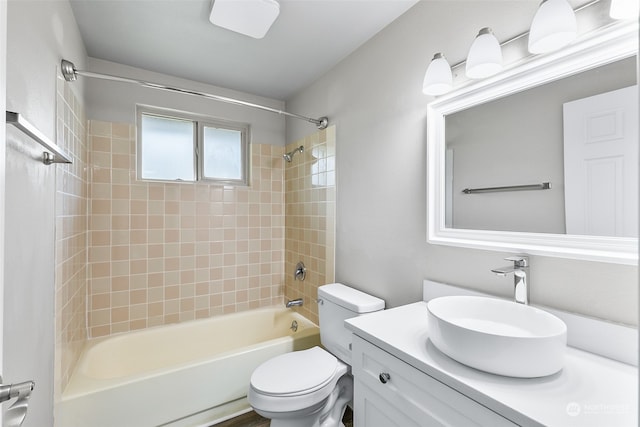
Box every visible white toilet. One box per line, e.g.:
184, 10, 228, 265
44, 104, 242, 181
248, 283, 384, 427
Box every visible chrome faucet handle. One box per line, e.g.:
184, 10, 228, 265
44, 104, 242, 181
504, 256, 529, 268
496, 256, 530, 305
294, 261, 306, 281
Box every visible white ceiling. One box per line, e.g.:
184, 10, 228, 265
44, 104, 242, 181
70, 0, 420, 100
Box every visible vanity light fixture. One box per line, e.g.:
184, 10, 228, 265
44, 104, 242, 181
465, 27, 503, 79
609, 0, 640, 19
209, 0, 280, 39
528, 0, 577, 54
422, 0, 605, 97
422, 53, 453, 96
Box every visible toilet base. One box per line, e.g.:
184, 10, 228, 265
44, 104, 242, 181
263, 413, 347, 427
254, 403, 323, 427
254, 375, 353, 427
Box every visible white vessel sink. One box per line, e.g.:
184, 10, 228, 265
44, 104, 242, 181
427, 296, 567, 378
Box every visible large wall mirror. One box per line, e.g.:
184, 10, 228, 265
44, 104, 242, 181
427, 21, 638, 264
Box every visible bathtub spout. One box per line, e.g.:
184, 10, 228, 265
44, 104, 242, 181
286, 298, 303, 308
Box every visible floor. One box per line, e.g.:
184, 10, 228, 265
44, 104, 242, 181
213, 411, 269, 427
214, 407, 354, 427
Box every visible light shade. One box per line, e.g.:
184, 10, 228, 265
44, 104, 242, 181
423, 53, 453, 96
209, 0, 280, 39
610, 0, 640, 19
528, 0, 577, 54
466, 28, 503, 79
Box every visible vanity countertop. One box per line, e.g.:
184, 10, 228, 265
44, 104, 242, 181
345, 302, 638, 427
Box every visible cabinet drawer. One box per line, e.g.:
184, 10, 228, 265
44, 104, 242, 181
352, 336, 517, 427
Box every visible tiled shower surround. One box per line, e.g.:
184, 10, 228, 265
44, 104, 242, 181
284, 127, 336, 324
55, 80, 89, 394
86, 121, 287, 337
54, 110, 335, 395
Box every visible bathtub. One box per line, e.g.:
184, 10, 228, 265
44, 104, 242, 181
59, 307, 320, 427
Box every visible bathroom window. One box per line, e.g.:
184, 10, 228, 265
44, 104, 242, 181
199, 122, 248, 184
137, 106, 249, 185
139, 113, 196, 181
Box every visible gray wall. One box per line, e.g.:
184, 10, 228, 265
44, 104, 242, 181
85, 58, 286, 146
5, 1, 86, 425
286, 1, 638, 326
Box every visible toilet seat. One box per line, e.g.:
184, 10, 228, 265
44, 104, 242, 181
251, 347, 339, 396
248, 346, 349, 414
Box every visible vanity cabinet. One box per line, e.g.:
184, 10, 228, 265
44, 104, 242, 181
351, 335, 517, 427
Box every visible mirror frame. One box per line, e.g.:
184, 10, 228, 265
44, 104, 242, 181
427, 21, 639, 265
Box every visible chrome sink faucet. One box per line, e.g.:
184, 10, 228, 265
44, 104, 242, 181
491, 256, 529, 305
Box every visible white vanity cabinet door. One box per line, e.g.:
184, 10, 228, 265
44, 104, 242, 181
352, 336, 517, 427
355, 380, 423, 427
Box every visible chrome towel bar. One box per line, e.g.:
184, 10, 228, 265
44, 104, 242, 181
6, 111, 73, 165
462, 182, 551, 194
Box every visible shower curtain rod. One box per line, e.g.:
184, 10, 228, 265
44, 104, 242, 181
60, 59, 329, 130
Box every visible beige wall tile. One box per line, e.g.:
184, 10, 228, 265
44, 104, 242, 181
81, 123, 329, 352
81, 122, 292, 336
284, 127, 336, 324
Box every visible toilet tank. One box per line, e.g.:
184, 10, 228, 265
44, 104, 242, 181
318, 283, 385, 365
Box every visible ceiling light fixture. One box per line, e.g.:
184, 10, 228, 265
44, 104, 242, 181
528, 0, 577, 54
422, 53, 453, 96
609, 0, 640, 19
209, 0, 280, 39
465, 27, 503, 79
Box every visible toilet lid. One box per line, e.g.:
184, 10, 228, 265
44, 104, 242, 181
251, 347, 338, 396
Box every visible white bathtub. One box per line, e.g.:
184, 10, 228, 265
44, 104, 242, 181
59, 307, 320, 427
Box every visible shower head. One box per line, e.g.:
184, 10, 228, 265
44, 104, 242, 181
283, 145, 304, 163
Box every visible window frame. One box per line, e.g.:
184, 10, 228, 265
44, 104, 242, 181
136, 105, 250, 186
198, 119, 250, 186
